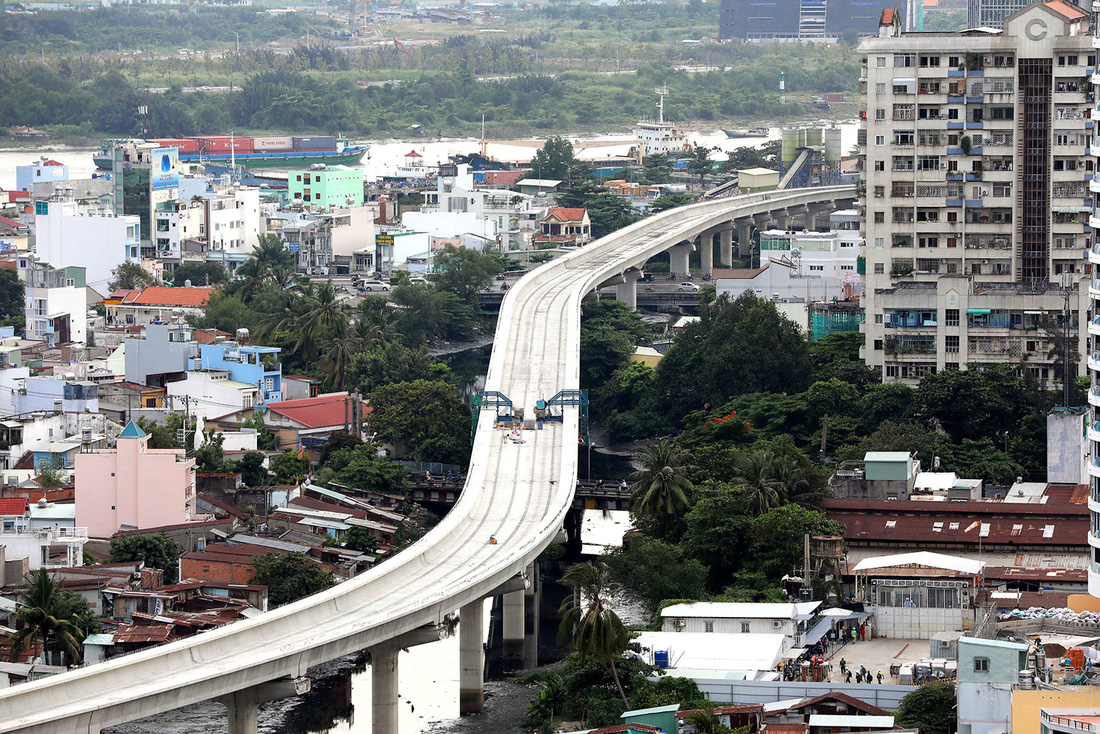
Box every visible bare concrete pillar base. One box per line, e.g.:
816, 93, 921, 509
460, 600, 486, 715
720, 228, 734, 265
502, 588, 525, 669
669, 242, 693, 279
371, 647, 399, 734
218, 678, 310, 734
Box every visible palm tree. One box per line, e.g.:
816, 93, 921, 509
8, 569, 84, 665
629, 438, 694, 522
685, 701, 730, 734
734, 449, 782, 516
557, 562, 630, 706
771, 456, 815, 507
285, 281, 349, 365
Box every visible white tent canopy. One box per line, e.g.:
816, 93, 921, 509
851, 551, 984, 576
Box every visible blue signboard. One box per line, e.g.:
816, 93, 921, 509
287, 243, 301, 252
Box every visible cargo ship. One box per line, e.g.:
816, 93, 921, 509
93, 135, 369, 170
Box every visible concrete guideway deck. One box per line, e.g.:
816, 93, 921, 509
0, 185, 855, 734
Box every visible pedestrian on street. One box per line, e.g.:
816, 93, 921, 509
877, 671, 883, 684
846, 670, 852, 683
851, 627, 858, 643
859, 624, 866, 641
839, 657, 846, 674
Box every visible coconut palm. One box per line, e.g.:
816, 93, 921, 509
734, 449, 783, 516
8, 569, 84, 665
771, 456, 816, 507
629, 438, 694, 523
557, 562, 630, 706
285, 281, 349, 364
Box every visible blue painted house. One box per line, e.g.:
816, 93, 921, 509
192, 342, 282, 405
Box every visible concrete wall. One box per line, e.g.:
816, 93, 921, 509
876, 606, 974, 638
1047, 410, 1087, 485
661, 618, 799, 636
123, 326, 196, 385
179, 555, 256, 584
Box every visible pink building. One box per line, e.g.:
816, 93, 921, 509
75, 421, 197, 539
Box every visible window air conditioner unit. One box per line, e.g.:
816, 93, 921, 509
772, 620, 784, 628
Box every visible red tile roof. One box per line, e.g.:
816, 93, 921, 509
1044, 0, 1087, 19
40, 160, 64, 167
880, 7, 896, 22
544, 207, 587, 223
0, 498, 27, 516
129, 286, 215, 308
0, 216, 24, 229
266, 393, 361, 429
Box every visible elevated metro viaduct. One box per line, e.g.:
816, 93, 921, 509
0, 185, 855, 734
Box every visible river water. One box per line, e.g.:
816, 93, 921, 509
0, 124, 857, 190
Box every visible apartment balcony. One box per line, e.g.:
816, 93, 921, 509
1088, 453, 1100, 477
1088, 420, 1100, 443
1089, 387, 1100, 407
1089, 316, 1100, 335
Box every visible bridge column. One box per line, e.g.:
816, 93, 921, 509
370, 625, 445, 734
668, 242, 693, 279
737, 219, 753, 257
460, 600, 485, 714
524, 561, 540, 670
699, 229, 716, 276
771, 209, 789, 231
503, 587, 525, 669
372, 646, 400, 734
219, 677, 310, 734
720, 228, 734, 266
787, 204, 810, 230
615, 269, 641, 311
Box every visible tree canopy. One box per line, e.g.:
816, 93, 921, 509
250, 552, 333, 606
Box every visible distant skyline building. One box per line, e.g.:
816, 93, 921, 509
967, 0, 1029, 29
718, 0, 910, 41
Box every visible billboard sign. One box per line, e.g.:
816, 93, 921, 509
375, 234, 394, 247
152, 147, 180, 191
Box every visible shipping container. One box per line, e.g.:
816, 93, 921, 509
151, 138, 202, 154
196, 137, 254, 154
293, 136, 338, 151
252, 135, 294, 152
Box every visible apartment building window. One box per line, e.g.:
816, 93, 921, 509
875, 238, 885, 248
945, 335, 959, 353
894, 53, 915, 67
948, 109, 959, 120
877, 57, 887, 67
740, 622, 750, 633
705, 621, 714, 633
875, 314, 884, 324
876, 109, 886, 121
919, 55, 940, 67
974, 657, 989, 672
948, 56, 960, 67
875, 212, 885, 223
874, 263, 885, 273
885, 364, 898, 377
876, 82, 886, 93
875, 161, 885, 171
876, 134, 885, 145
874, 185, 885, 198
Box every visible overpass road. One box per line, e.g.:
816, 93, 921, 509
0, 185, 854, 734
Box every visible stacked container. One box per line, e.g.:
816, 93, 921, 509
293, 136, 338, 151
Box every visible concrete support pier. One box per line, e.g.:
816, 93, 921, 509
736, 219, 753, 257
371, 646, 400, 734
669, 242, 693, 278
502, 588, 526, 669
721, 228, 735, 265
219, 678, 310, 734
460, 600, 485, 714
369, 625, 446, 734
523, 561, 540, 670
616, 269, 642, 311
699, 229, 715, 276
771, 209, 789, 231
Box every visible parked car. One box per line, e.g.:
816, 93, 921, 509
358, 280, 391, 292
677, 282, 700, 292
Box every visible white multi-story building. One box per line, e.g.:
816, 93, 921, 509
33, 198, 141, 293
153, 199, 204, 262
203, 186, 261, 272
860, 3, 1094, 384
23, 266, 87, 347
166, 369, 259, 419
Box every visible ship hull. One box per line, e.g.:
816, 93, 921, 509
94, 146, 369, 170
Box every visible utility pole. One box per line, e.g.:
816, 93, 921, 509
1062, 272, 1073, 408
819, 414, 829, 464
